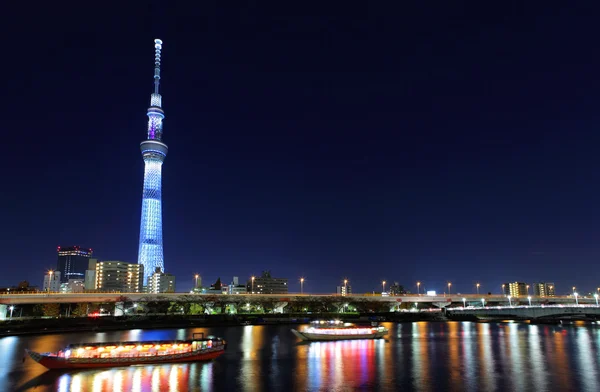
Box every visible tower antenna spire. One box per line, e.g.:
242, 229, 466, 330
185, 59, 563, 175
153, 39, 163, 94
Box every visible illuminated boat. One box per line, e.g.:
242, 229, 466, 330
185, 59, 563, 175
26, 333, 226, 370
291, 320, 388, 341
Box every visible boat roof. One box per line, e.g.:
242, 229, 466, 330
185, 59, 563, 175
65, 338, 221, 349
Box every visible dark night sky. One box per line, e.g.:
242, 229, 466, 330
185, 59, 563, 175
2, 2, 599, 294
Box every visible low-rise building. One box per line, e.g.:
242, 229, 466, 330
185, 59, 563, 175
147, 267, 176, 293
60, 279, 85, 293
502, 282, 528, 297
388, 282, 406, 295
336, 285, 352, 296
228, 276, 247, 294
43, 271, 61, 292
533, 282, 555, 297
95, 261, 144, 292
247, 271, 288, 294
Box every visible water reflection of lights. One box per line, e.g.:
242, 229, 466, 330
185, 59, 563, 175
239, 325, 264, 392
0, 336, 17, 357
477, 323, 496, 391
294, 341, 309, 391
151, 366, 161, 392
58, 374, 70, 392
527, 325, 548, 391
60, 364, 197, 392
411, 322, 430, 391
507, 323, 525, 391
376, 336, 392, 388
91, 370, 111, 392
200, 362, 214, 392
132, 367, 142, 392
125, 329, 142, 341
270, 335, 280, 385
70, 373, 82, 392
176, 328, 187, 340
114, 370, 124, 392
447, 322, 460, 390
306, 339, 378, 390
576, 328, 598, 390
462, 323, 475, 389
169, 365, 179, 392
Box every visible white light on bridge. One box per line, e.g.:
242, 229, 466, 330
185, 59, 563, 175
426, 291, 436, 296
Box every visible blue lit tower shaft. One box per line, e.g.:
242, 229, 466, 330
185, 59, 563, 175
138, 39, 168, 286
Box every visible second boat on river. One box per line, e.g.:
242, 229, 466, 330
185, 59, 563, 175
291, 320, 388, 341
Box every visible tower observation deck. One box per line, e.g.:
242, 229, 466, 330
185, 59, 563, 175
138, 39, 168, 286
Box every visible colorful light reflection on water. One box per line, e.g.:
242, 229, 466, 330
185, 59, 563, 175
3, 322, 600, 391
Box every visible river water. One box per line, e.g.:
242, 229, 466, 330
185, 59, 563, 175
1, 321, 599, 391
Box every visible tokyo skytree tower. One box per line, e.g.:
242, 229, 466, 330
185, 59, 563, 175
138, 39, 168, 286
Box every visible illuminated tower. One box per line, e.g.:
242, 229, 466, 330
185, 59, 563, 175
138, 39, 168, 286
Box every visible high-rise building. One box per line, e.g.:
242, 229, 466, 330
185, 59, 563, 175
502, 282, 527, 297
95, 261, 144, 292
147, 267, 176, 293
138, 39, 168, 286
43, 271, 61, 292
247, 271, 288, 294
56, 246, 93, 283
336, 285, 352, 296
533, 282, 555, 297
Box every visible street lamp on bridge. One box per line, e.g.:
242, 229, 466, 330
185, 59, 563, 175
417, 281, 421, 295
251, 276, 255, 294
447, 282, 452, 294
476, 283, 480, 295
194, 274, 199, 288
300, 278, 305, 294
526, 284, 530, 296
382, 280, 386, 294
501, 284, 505, 295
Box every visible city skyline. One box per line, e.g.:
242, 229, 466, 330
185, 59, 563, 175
27, 253, 600, 296
3, 3, 600, 293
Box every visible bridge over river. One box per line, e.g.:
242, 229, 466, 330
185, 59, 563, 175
447, 304, 600, 321
0, 292, 595, 320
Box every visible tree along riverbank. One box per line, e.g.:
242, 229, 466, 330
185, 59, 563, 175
0, 312, 446, 337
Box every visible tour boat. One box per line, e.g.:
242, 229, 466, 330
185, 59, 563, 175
291, 320, 388, 341
26, 333, 226, 370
